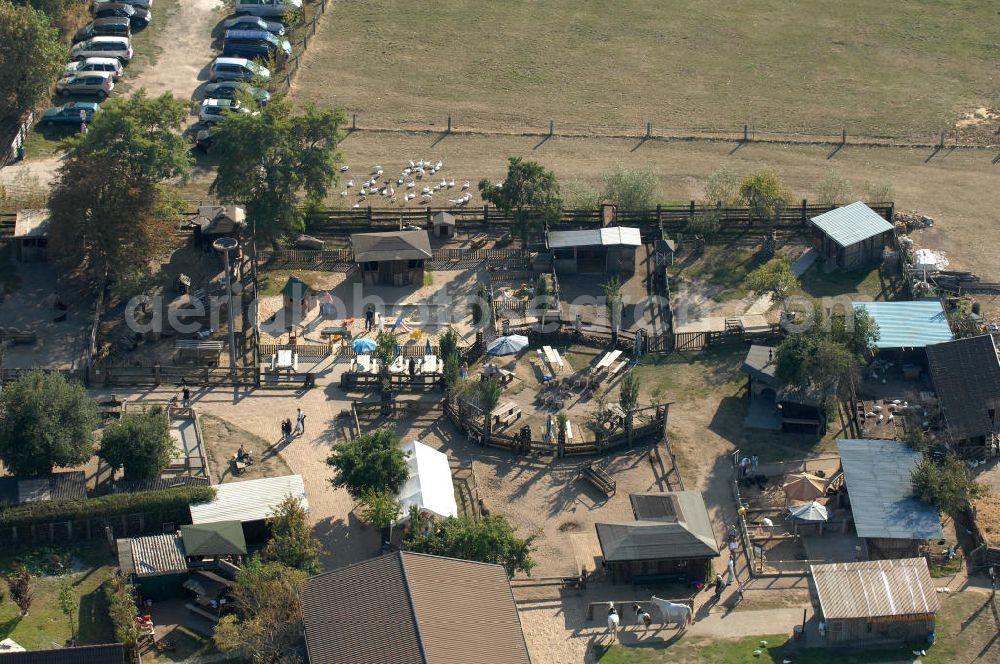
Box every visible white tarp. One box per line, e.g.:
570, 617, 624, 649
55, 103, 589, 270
913, 248, 949, 271
397, 440, 458, 521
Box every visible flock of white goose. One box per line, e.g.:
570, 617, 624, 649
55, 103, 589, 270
338, 160, 502, 208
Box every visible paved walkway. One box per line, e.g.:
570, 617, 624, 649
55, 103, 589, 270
743, 248, 818, 315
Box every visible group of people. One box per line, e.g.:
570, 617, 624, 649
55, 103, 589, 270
738, 454, 759, 478
169, 386, 193, 409
281, 408, 307, 442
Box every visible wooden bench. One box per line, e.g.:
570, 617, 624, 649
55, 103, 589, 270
491, 401, 522, 429
470, 233, 488, 250
581, 462, 616, 496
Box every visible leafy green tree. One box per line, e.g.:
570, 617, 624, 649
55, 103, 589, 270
438, 327, 460, 364
442, 352, 460, 390
98, 407, 173, 481
477, 378, 503, 447
742, 258, 799, 310
59, 577, 76, 640
602, 162, 658, 211
6, 564, 32, 616
262, 495, 324, 574
405, 514, 536, 577
0, 370, 99, 475
0, 1, 67, 119
373, 330, 397, 370
471, 283, 491, 326
359, 488, 401, 530
704, 167, 741, 206
479, 157, 562, 248
815, 170, 853, 206
619, 370, 639, 412
912, 455, 986, 515
214, 557, 305, 664
739, 169, 791, 221
210, 98, 347, 241
602, 277, 624, 346
829, 307, 880, 358
326, 428, 409, 499
561, 180, 601, 209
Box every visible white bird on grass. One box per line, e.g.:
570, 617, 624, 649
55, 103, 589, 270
340, 191, 348, 197
352, 203, 360, 208
346, 179, 354, 187
371, 165, 381, 173
416, 159, 424, 168
405, 192, 415, 201
447, 179, 455, 188
406, 181, 415, 189
435, 161, 443, 170
462, 181, 470, 190
409, 159, 416, 168
402, 167, 411, 175
397, 177, 404, 185
339, 165, 349, 172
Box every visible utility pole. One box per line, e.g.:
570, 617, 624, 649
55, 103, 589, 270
214, 237, 240, 402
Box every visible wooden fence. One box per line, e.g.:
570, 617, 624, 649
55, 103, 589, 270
274, 0, 330, 92
88, 364, 258, 387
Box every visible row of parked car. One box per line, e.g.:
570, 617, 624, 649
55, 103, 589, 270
41, 0, 153, 125
196, 0, 300, 138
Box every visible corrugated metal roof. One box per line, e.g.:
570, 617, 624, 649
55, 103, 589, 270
122, 534, 187, 577
852, 301, 953, 349
810, 201, 893, 248
13, 209, 50, 239
189, 475, 308, 525
0, 472, 87, 506
351, 230, 433, 262
741, 344, 778, 385
925, 335, 1000, 440
837, 439, 943, 541
181, 521, 247, 557
547, 226, 642, 249
0, 644, 125, 664
811, 558, 939, 620
303, 551, 531, 664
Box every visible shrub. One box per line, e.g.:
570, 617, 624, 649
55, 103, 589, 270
815, 170, 853, 206
602, 162, 659, 211
703, 167, 741, 206
102, 573, 138, 650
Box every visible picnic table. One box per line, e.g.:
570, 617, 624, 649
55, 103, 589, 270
354, 355, 372, 373
565, 420, 574, 443
542, 345, 565, 373
491, 401, 522, 428
594, 350, 623, 373
483, 363, 516, 384
321, 325, 352, 341
608, 359, 628, 377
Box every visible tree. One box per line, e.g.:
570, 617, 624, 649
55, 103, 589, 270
602, 277, 624, 346
471, 283, 491, 326
739, 169, 791, 221
326, 428, 409, 499
262, 495, 324, 574
815, 170, 853, 206
6, 564, 32, 616
373, 330, 397, 371
58, 577, 76, 641
0, 370, 99, 475
214, 557, 306, 664
829, 307, 880, 359
210, 98, 347, 241
48, 91, 190, 284
359, 488, 401, 530
619, 370, 639, 412
912, 455, 987, 515
98, 407, 173, 481
0, 2, 68, 119
405, 514, 535, 577
561, 180, 601, 209
479, 157, 562, 248
704, 167, 741, 206
602, 162, 658, 211
442, 352, 460, 390
477, 378, 503, 448
742, 258, 799, 310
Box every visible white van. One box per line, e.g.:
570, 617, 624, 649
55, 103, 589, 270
64, 56, 123, 80
71, 36, 133, 63
234, 0, 301, 18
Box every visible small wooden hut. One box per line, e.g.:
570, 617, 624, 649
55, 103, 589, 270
810, 201, 893, 270
432, 211, 456, 238
12, 208, 49, 262
351, 230, 433, 286
281, 276, 319, 314
547, 227, 640, 276
190, 205, 246, 248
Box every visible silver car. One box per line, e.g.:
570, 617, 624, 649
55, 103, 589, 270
56, 71, 115, 98
234, 0, 301, 18
64, 56, 123, 80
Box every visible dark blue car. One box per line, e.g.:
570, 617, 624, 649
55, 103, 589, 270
223, 29, 291, 58
41, 102, 100, 126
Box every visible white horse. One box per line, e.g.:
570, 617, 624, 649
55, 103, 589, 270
606, 602, 620, 642
650, 596, 693, 630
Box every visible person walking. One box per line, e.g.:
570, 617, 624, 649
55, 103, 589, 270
182, 386, 191, 408
460, 361, 468, 380
296, 408, 306, 435
713, 573, 725, 600
750, 454, 759, 472
727, 556, 737, 585
282, 418, 291, 442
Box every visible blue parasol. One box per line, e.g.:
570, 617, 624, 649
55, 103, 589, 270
353, 337, 376, 353
787, 501, 828, 522
486, 335, 529, 356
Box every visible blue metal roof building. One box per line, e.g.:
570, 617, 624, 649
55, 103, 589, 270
853, 301, 952, 349
838, 439, 943, 543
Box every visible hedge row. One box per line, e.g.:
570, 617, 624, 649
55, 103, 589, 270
102, 573, 139, 651
0, 485, 217, 528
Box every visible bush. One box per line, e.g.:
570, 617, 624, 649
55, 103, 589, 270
602, 162, 659, 211
703, 167, 741, 206
102, 573, 138, 650
561, 180, 601, 209
815, 170, 853, 206
0, 485, 216, 528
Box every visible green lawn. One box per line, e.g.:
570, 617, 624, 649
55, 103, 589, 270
795, 264, 900, 301
0, 544, 116, 650
675, 247, 763, 303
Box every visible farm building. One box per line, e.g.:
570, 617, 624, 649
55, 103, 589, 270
0, 643, 126, 663
595, 491, 720, 583
810, 558, 938, 647
302, 551, 531, 664
740, 345, 825, 434
838, 439, 943, 559
188, 474, 309, 544
281, 276, 319, 314
396, 440, 458, 522
432, 211, 456, 238
810, 201, 893, 270
852, 301, 953, 369
12, 208, 49, 262
546, 227, 640, 276
190, 205, 246, 247
351, 230, 433, 286
115, 533, 188, 599
925, 334, 1000, 444
180, 521, 248, 558
0, 471, 86, 506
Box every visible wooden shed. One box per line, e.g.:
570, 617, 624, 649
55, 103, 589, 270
12, 208, 49, 262
740, 345, 825, 434
190, 205, 246, 248
281, 276, 319, 314
547, 227, 640, 276
595, 491, 719, 583
432, 211, 456, 238
116, 533, 189, 600
811, 558, 938, 647
925, 334, 1000, 445
351, 230, 433, 286
810, 202, 893, 270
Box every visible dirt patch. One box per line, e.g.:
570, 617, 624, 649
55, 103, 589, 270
200, 413, 292, 483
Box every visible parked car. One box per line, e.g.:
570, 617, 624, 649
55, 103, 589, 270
71, 36, 133, 63
223, 29, 291, 58
208, 57, 269, 82
199, 98, 251, 125
65, 57, 123, 80
94, 0, 151, 12
74, 17, 131, 42
222, 16, 285, 35
56, 71, 115, 98
234, 0, 301, 18
41, 102, 100, 126
203, 81, 270, 104
92, 3, 150, 27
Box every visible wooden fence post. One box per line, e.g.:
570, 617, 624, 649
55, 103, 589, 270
447, 114, 452, 133
646, 121, 651, 138
549, 120, 554, 136
801, 199, 808, 225
841, 128, 847, 145
939, 129, 945, 149
743, 124, 748, 142
483, 204, 489, 224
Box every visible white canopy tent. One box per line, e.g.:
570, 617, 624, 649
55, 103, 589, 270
397, 440, 458, 522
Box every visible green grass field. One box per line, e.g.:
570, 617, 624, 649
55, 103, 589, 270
294, 0, 999, 138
